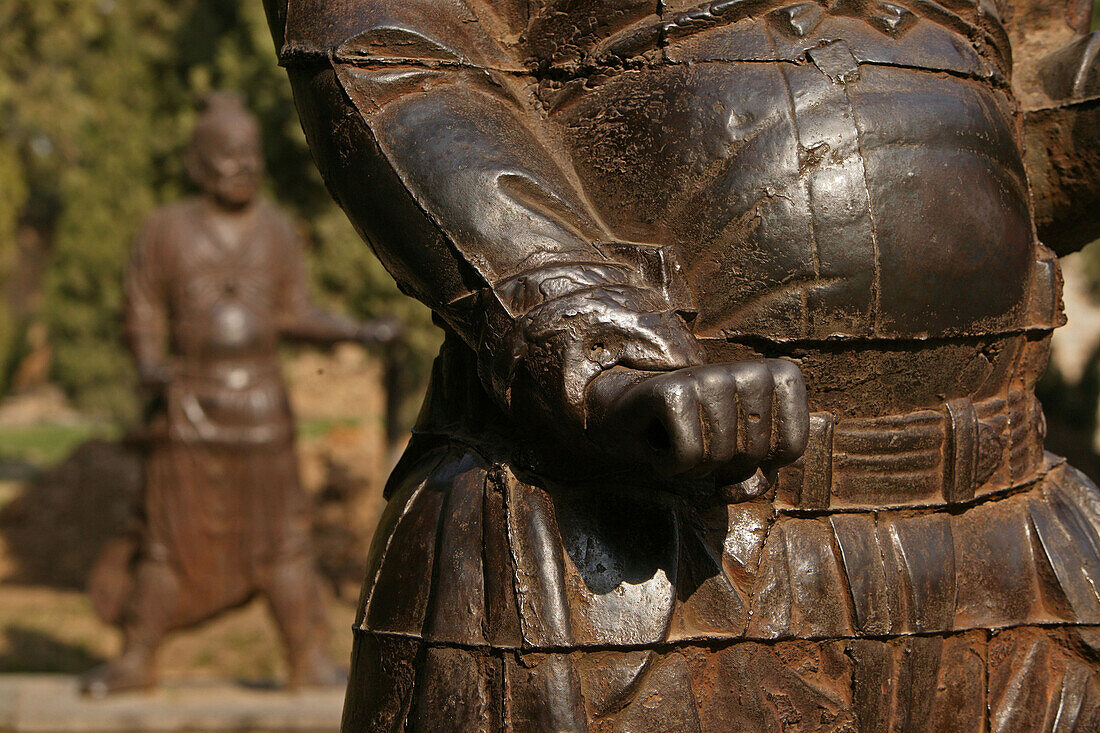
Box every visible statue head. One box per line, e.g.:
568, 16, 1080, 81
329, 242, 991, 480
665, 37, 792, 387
185, 92, 263, 208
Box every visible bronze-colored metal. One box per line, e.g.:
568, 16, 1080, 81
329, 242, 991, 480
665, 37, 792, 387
81, 93, 400, 697
264, 1, 1100, 729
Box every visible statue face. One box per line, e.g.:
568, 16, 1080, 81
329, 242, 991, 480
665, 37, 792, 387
191, 118, 263, 208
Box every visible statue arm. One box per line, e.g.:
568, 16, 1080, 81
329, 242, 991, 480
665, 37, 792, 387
265, 0, 808, 482
1008, 0, 1100, 254
124, 216, 172, 388
274, 214, 384, 345
268, 0, 701, 432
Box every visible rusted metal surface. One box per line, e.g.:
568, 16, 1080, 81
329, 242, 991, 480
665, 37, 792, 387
264, 1, 1100, 729
81, 94, 399, 696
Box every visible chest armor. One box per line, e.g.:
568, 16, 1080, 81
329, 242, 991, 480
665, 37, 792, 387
537, 0, 1048, 342
160, 211, 292, 443
168, 221, 282, 360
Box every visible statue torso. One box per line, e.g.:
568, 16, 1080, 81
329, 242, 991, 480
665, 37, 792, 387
538, 1, 1027, 333
151, 198, 293, 443
530, 0, 1054, 413
160, 199, 287, 366
285, 0, 1056, 415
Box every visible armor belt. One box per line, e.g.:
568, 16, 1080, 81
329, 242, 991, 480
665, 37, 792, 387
169, 364, 290, 445
776, 392, 1046, 511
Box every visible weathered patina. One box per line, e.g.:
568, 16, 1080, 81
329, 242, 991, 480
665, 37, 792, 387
265, 1, 1100, 729
83, 93, 399, 696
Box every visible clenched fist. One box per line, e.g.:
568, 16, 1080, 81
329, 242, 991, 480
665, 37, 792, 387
587, 360, 810, 485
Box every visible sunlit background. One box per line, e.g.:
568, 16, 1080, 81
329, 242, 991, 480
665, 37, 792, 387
0, 2, 440, 683
0, 0, 1096, 690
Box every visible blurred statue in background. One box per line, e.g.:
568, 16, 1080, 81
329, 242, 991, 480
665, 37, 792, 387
82, 93, 401, 696
265, 0, 1100, 730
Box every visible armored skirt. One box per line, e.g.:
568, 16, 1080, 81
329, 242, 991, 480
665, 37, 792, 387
129, 368, 317, 631
260, 0, 1100, 727
344, 358, 1100, 732
139, 435, 314, 628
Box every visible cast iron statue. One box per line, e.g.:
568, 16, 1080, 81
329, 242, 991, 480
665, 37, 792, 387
263, 0, 1100, 729
82, 93, 400, 696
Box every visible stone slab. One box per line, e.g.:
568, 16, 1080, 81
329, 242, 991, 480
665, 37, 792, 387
0, 675, 343, 732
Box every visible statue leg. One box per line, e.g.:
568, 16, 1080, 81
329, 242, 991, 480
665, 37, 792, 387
81, 526, 255, 694
80, 556, 182, 696
258, 439, 343, 688
265, 551, 343, 687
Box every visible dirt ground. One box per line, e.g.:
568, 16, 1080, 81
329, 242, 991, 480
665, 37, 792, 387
0, 344, 396, 683
0, 325, 1093, 686
0, 585, 356, 682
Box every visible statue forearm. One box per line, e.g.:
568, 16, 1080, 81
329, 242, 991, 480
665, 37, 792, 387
125, 219, 172, 389
279, 21, 700, 429
1024, 32, 1100, 255
1006, 0, 1100, 255
266, 0, 810, 486
280, 307, 403, 346
125, 318, 172, 390
279, 307, 363, 344
288, 63, 637, 321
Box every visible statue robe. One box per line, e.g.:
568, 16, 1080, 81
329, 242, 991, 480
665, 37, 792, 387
266, 0, 1100, 729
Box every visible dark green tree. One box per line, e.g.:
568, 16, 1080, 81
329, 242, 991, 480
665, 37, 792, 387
0, 1, 435, 421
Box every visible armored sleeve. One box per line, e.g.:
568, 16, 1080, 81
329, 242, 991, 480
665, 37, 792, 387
264, 0, 700, 426
124, 213, 172, 385
271, 204, 365, 343
1007, 0, 1100, 254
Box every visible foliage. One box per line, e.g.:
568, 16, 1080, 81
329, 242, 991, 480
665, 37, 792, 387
0, 140, 27, 392
0, 1, 436, 421
0, 423, 121, 469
